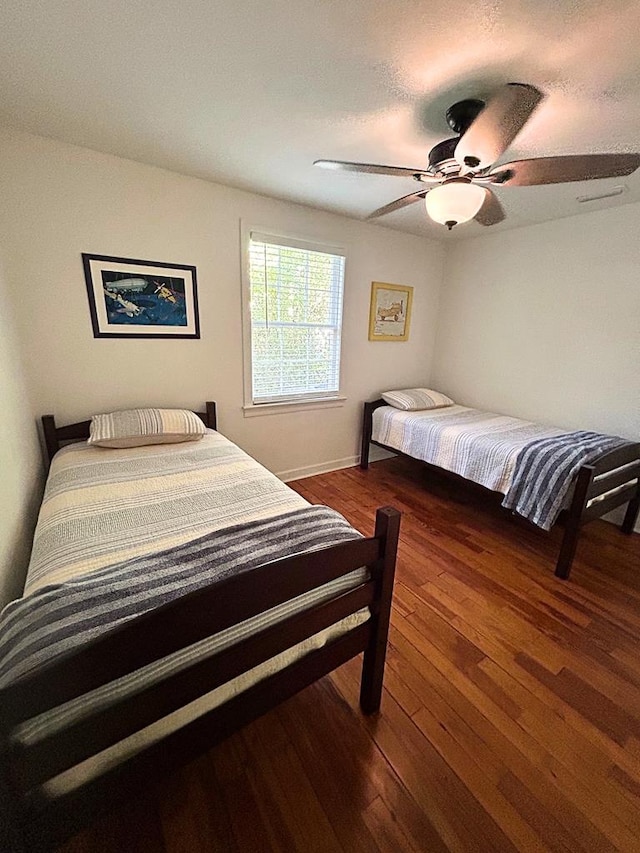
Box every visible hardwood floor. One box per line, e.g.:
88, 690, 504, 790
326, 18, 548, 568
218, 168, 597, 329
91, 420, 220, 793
61, 458, 640, 853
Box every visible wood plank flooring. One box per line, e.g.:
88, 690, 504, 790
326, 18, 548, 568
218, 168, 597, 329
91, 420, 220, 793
62, 458, 640, 852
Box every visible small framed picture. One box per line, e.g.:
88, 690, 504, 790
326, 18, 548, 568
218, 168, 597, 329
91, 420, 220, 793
82, 254, 200, 339
368, 281, 413, 341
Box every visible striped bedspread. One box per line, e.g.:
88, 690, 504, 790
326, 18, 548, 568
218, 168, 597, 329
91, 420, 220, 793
24, 430, 307, 595
372, 405, 566, 494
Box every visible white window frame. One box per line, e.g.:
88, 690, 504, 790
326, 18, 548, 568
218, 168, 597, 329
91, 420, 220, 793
241, 222, 347, 417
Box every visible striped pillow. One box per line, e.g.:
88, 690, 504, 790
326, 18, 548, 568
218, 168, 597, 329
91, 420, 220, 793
381, 388, 454, 411
89, 408, 206, 448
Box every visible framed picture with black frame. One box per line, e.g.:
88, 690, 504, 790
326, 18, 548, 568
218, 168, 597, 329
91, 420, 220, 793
82, 253, 200, 339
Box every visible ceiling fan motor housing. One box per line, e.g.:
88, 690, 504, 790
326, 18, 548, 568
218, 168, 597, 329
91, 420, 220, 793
445, 98, 485, 134
428, 98, 485, 174
427, 137, 459, 174
444, 98, 486, 169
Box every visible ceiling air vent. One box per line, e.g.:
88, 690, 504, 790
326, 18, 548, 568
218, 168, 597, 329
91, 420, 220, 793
576, 185, 626, 203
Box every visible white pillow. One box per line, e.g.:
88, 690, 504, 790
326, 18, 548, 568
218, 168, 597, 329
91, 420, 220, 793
381, 388, 454, 411
89, 408, 206, 448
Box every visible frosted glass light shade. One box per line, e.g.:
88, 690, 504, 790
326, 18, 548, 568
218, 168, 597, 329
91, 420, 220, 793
425, 182, 486, 228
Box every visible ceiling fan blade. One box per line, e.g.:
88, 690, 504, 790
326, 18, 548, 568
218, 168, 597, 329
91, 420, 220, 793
455, 83, 544, 169
488, 153, 640, 186
314, 159, 438, 181
474, 188, 506, 226
366, 190, 429, 219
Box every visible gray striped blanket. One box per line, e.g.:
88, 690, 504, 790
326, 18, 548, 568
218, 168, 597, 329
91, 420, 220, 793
502, 431, 627, 530
0, 505, 363, 688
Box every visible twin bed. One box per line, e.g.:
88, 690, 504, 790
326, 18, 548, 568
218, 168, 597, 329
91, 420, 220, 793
0, 403, 400, 852
361, 395, 640, 579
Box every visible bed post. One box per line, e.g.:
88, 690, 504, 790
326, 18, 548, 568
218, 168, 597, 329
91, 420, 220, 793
360, 506, 400, 714
360, 402, 374, 469
555, 466, 594, 580
205, 401, 218, 431
361, 400, 385, 470
42, 415, 59, 465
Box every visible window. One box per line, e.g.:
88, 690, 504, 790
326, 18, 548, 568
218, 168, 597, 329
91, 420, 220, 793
245, 232, 345, 407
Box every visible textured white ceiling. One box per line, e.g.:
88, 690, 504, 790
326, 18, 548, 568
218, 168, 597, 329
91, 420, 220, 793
1, 0, 640, 240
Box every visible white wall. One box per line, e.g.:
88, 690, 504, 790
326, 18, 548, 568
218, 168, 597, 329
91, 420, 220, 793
432, 206, 640, 440
431, 205, 640, 530
0, 255, 44, 606
0, 128, 445, 479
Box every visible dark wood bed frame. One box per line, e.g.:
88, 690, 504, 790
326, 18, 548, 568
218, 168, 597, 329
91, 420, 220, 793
0, 403, 400, 852
360, 399, 640, 580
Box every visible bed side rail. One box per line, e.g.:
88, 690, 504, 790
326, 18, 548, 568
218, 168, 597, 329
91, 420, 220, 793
41, 401, 217, 464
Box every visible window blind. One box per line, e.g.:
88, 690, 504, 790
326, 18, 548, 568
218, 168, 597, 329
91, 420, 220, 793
249, 234, 345, 405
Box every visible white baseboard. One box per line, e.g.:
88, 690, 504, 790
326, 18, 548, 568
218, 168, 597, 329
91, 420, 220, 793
277, 446, 396, 482
278, 456, 359, 482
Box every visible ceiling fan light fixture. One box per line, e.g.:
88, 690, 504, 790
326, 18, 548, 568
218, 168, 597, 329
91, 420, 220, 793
425, 182, 485, 229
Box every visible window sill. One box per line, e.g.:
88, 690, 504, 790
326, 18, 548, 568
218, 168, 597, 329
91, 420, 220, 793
243, 396, 347, 418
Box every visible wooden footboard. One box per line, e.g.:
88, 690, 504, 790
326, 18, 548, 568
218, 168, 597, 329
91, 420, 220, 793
0, 506, 400, 852
555, 443, 640, 579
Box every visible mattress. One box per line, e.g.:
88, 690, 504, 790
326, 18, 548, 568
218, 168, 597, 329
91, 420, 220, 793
372, 404, 566, 494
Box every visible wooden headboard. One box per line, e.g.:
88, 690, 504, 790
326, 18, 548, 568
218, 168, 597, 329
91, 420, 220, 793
41, 401, 218, 464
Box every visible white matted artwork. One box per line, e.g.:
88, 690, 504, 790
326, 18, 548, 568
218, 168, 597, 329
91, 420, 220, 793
368, 281, 413, 342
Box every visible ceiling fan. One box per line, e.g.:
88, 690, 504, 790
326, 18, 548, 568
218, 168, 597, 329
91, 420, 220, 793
314, 83, 640, 230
